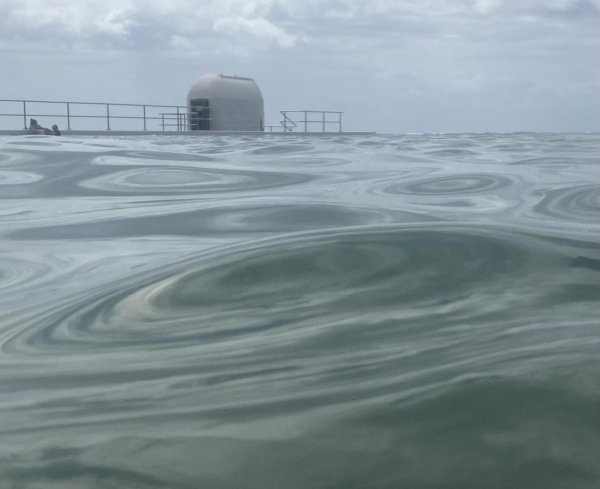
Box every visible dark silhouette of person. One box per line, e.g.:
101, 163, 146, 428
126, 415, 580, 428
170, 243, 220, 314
28, 119, 53, 135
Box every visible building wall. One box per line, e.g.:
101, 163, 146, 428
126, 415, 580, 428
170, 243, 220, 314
187, 75, 264, 131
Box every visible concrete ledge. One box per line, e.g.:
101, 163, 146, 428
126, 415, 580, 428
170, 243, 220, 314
0, 130, 375, 137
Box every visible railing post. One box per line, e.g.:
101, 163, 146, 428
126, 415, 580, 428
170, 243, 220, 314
23, 101, 27, 129
282, 111, 287, 132
161, 114, 165, 131
106, 104, 111, 130
322, 112, 325, 132
339, 113, 342, 133
304, 111, 307, 132
67, 102, 71, 130
143, 105, 147, 130
176, 107, 180, 131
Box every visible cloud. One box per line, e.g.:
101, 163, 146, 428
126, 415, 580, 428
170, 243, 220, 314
0, 0, 296, 50
213, 16, 297, 48
0, 0, 597, 131
0, 0, 596, 51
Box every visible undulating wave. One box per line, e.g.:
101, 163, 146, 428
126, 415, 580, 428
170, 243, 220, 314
0, 133, 598, 489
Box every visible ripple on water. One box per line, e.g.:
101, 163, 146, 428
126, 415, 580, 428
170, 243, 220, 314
509, 156, 599, 166
0, 255, 55, 292
80, 166, 312, 194
531, 185, 600, 223
5, 138, 62, 147
0, 171, 43, 185
425, 148, 478, 157
384, 173, 514, 196
251, 143, 314, 155
6, 225, 597, 359
260, 156, 348, 167
111, 151, 219, 164
9, 203, 399, 240
0, 134, 599, 489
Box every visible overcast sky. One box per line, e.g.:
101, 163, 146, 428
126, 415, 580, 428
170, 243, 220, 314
0, 0, 598, 133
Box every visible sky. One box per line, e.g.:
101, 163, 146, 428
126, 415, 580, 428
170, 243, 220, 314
0, 0, 598, 133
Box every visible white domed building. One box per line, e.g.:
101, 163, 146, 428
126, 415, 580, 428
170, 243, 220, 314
187, 74, 264, 131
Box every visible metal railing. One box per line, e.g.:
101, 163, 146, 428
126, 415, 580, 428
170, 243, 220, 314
1, 99, 344, 133
158, 112, 210, 131
266, 110, 343, 132
0, 99, 198, 131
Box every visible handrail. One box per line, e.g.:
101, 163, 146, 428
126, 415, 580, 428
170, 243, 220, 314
280, 112, 297, 132
277, 110, 344, 113
0, 99, 197, 110
0, 98, 198, 131
0, 99, 345, 133
278, 110, 343, 133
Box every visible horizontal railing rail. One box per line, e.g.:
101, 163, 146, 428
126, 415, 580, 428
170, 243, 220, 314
0, 99, 345, 133
277, 110, 343, 133
0, 99, 197, 108
0, 98, 200, 132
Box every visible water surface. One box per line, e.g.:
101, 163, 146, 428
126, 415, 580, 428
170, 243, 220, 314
0, 133, 598, 488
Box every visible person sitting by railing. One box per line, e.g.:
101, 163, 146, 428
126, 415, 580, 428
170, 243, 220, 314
28, 119, 42, 134
28, 119, 53, 135
52, 124, 61, 136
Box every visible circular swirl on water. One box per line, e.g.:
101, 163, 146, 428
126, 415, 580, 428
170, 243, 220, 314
104, 151, 218, 164
80, 166, 311, 194
193, 203, 393, 233
4, 225, 586, 357
0, 149, 40, 167
251, 143, 314, 155
509, 156, 599, 166
0, 171, 43, 185
0, 255, 55, 292
6, 138, 61, 147
261, 156, 348, 167
425, 148, 478, 157
531, 185, 599, 222
385, 174, 513, 196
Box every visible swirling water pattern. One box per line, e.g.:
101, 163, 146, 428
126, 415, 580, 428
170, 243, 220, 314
0, 133, 598, 489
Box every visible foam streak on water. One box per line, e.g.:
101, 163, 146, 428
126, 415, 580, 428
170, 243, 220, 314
0, 133, 598, 488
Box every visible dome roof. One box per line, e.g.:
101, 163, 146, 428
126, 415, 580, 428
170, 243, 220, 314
187, 74, 263, 102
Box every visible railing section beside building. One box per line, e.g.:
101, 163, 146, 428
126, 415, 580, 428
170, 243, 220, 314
0, 99, 194, 131
265, 111, 343, 132
0, 100, 344, 133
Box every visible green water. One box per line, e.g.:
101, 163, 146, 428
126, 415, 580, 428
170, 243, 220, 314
0, 133, 598, 488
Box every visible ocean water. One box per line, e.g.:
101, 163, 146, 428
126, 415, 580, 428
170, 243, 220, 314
0, 133, 598, 489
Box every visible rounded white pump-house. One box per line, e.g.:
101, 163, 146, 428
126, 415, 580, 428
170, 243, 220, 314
187, 74, 264, 131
